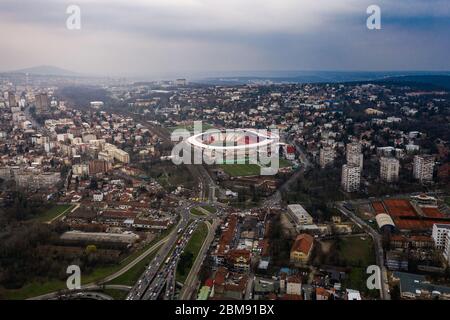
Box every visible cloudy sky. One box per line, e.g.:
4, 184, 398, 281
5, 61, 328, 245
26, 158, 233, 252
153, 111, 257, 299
0, 0, 449, 78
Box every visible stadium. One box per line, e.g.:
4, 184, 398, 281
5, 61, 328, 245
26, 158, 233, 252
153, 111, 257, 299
185, 128, 280, 165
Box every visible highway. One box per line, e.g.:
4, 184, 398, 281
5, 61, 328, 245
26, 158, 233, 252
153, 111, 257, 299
127, 201, 221, 300
179, 219, 218, 300
126, 201, 193, 300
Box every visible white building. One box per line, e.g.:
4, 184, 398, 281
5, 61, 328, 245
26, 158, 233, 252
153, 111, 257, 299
380, 157, 400, 182
319, 146, 336, 168
346, 142, 363, 170
93, 192, 104, 202
432, 224, 450, 263
341, 164, 360, 192
72, 164, 89, 176
413, 155, 435, 183
287, 204, 313, 226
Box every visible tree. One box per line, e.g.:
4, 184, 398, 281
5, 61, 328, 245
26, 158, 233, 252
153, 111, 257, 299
86, 245, 97, 255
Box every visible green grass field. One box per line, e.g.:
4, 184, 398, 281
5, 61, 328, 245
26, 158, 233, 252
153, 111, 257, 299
101, 288, 129, 300
107, 244, 162, 287
190, 207, 207, 216
337, 237, 375, 267
190, 205, 217, 216
176, 222, 208, 284
201, 205, 217, 214
36, 204, 74, 223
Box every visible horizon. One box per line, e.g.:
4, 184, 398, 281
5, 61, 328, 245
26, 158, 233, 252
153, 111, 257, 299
2, 65, 450, 82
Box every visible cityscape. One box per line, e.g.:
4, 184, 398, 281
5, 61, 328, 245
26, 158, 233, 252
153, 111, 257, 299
0, 0, 450, 312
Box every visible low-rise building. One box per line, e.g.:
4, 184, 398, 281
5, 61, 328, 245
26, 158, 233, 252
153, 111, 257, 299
290, 233, 314, 266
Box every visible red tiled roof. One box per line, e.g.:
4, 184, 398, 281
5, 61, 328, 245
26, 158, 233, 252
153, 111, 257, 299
291, 233, 314, 255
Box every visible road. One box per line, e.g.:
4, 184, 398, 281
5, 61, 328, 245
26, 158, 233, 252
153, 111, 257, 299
127, 202, 193, 300
179, 219, 218, 300
263, 139, 311, 207
335, 201, 391, 300
139, 220, 200, 300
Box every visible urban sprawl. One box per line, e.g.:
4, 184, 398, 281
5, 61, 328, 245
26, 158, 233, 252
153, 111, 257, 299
0, 73, 450, 301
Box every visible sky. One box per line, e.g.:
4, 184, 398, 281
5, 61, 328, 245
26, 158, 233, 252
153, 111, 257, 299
0, 0, 449, 79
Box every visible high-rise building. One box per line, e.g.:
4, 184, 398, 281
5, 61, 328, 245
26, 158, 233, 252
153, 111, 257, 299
413, 155, 435, 183
346, 142, 363, 170
341, 164, 360, 192
319, 146, 336, 168
432, 224, 450, 263
89, 159, 112, 175
380, 157, 400, 182
8, 91, 17, 108
35, 93, 49, 114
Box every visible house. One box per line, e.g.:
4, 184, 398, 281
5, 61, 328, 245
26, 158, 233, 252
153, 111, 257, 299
290, 234, 314, 266
226, 249, 251, 272
286, 275, 302, 296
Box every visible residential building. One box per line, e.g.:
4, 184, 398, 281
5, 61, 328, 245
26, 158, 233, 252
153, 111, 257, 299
413, 155, 435, 183
341, 164, 360, 192
346, 142, 363, 170
290, 233, 314, 266
287, 204, 313, 226
380, 157, 400, 182
319, 145, 335, 168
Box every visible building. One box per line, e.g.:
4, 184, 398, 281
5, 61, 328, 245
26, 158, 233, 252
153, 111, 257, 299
175, 78, 187, 86
392, 272, 450, 300
72, 164, 89, 176
319, 146, 336, 168
341, 164, 360, 192
380, 157, 400, 182
290, 233, 314, 266
413, 155, 435, 183
386, 250, 409, 271
225, 249, 251, 272
35, 93, 49, 114
432, 224, 450, 263
89, 159, 112, 175
287, 204, 313, 226
104, 143, 130, 164
93, 192, 104, 202
7, 91, 16, 108
15, 172, 61, 189
286, 276, 302, 296
346, 142, 363, 170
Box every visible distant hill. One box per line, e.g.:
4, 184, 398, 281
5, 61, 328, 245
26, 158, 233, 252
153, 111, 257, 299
196, 71, 450, 86
372, 75, 450, 90
5, 65, 79, 77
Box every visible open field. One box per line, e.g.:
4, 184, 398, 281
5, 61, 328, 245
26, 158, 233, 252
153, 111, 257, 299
176, 222, 208, 284
36, 204, 74, 223
102, 288, 129, 300
107, 244, 163, 286
338, 236, 375, 267
190, 205, 217, 216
